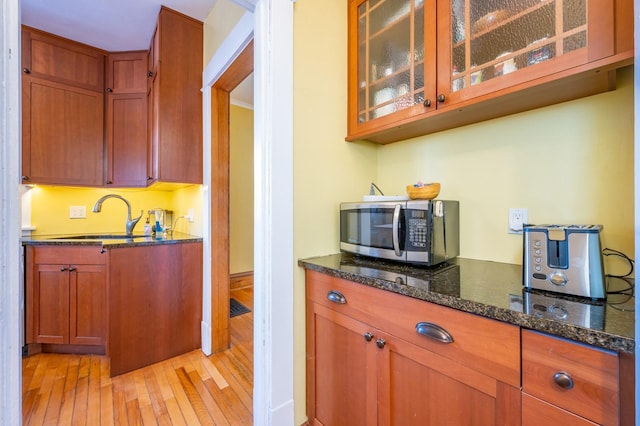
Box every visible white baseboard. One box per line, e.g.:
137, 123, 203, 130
201, 321, 212, 355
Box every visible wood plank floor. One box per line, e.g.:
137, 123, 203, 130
22, 287, 254, 425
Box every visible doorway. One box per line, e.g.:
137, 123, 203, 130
208, 40, 254, 352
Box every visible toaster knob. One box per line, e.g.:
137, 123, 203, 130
549, 272, 568, 287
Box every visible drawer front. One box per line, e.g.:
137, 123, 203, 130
522, 394, 598, 425
31, 246, 107, 265
522, 330, 619, 425
306, 270, 520, 386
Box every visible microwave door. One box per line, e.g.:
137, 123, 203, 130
340, 203, 406, 261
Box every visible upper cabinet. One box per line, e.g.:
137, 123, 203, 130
147, 7, 203, 185
20, 6, 204, 187
347, 0, 634, 144
21, 27, 106, 186
105, 51, 149, 187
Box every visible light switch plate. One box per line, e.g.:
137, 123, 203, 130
69, 205, 86, 219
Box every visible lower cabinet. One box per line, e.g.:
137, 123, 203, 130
522, 329, 626, 426
108, 242, 203, 376
306, 270, 521, 426
26, 246, 107, 347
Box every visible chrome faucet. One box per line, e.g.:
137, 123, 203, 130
92, 194, 143, 236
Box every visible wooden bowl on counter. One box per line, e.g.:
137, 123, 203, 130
406, 182, 441, 199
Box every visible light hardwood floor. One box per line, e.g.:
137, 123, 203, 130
22, 287, 254, 425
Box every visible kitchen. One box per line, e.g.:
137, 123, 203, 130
0, 0, 638, 425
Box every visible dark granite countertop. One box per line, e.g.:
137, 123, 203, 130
22, 232, 202, 248
298, 253, 635, 354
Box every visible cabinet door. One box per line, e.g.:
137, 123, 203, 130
439, 0, 615, 105
21, 26, 105, 92
69, 264, 107, 346
32, 264, 70, 344
348, 0, 436, 136
377, 333, 521, 425
151, 7, 203, 184
106, 51, 148, 94
307, 303, 377, 426
105, 92, 148, 186
22, 76, 104, 186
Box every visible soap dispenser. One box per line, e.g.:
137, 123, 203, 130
143, 218, 151, 236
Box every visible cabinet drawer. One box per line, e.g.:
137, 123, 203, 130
522, 394, 598, 425
522, 330, 619, 425
306, 270, 520, 386
31, 246, 107, 265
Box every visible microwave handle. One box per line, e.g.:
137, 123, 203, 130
392, 204, 401, 256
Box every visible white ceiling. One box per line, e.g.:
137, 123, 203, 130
21, 0, 254, 107
21, 0, 216, 51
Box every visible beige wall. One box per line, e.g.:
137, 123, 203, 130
230, 104, 255, 274
203, 0, 245, 65
293, 0, 633, 423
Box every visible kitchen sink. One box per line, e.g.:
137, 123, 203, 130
51, 234, 146, 240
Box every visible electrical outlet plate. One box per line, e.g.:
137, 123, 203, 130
508, 208, 528, 234
69, 205, 86, 219
187, 208, 194, 223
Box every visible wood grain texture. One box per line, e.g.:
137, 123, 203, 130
23, 289, 254, 425
153, 6, 203, 184
522, 329, 619, 425
108, 242, 203, 376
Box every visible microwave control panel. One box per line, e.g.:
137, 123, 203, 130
407, 210, 427, 250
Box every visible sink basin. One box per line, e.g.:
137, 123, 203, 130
52, 234, 146, 240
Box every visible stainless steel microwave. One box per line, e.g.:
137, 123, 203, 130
340, 200, 459, 266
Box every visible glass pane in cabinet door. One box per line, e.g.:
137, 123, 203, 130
358, 0, 424, 123
451, 0, 587, 91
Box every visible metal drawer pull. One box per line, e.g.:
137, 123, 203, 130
553, 371, 574, 390
326, 290, 347, 304
376, 338, 386, 349
415, 322, 454, 343
363, 332, 374, 342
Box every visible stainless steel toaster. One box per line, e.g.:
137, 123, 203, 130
523, 225, 606, 299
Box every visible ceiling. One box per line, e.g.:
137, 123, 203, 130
21, 0, 254, 107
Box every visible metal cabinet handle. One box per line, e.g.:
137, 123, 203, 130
23, 68, 30, 74
423, 99, 431, 107
415, 322, 454, 343
106, 87, 113, 93
392, 204, 401, 257
21, 176, 29, 182
105, 180, 113, 184
553, 371, 574, 390
437, 94, 446, 103
364, 332, 374, 342
327, 290, 347, 304
60, 267, 67, 272
376, 338, 386, 349
147, 71, 153, 77
68, 266, 76, 272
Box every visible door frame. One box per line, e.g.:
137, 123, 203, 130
201, 1, 294, 423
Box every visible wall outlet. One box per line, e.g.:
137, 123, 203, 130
508, 208, 528, 234
69, 205, 86, 219
186, 208, 194, 223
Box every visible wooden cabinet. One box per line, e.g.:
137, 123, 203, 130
105, 51, 149, 187
21, 27, 106, 186
306, 270, 521, 425
108, 242, 203, 376
347, 0, 633, 143
522, 329, 625, 426
146, 7, 203, 184
26, 246, 107, 348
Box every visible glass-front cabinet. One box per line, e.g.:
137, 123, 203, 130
347, 0, 631, 143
